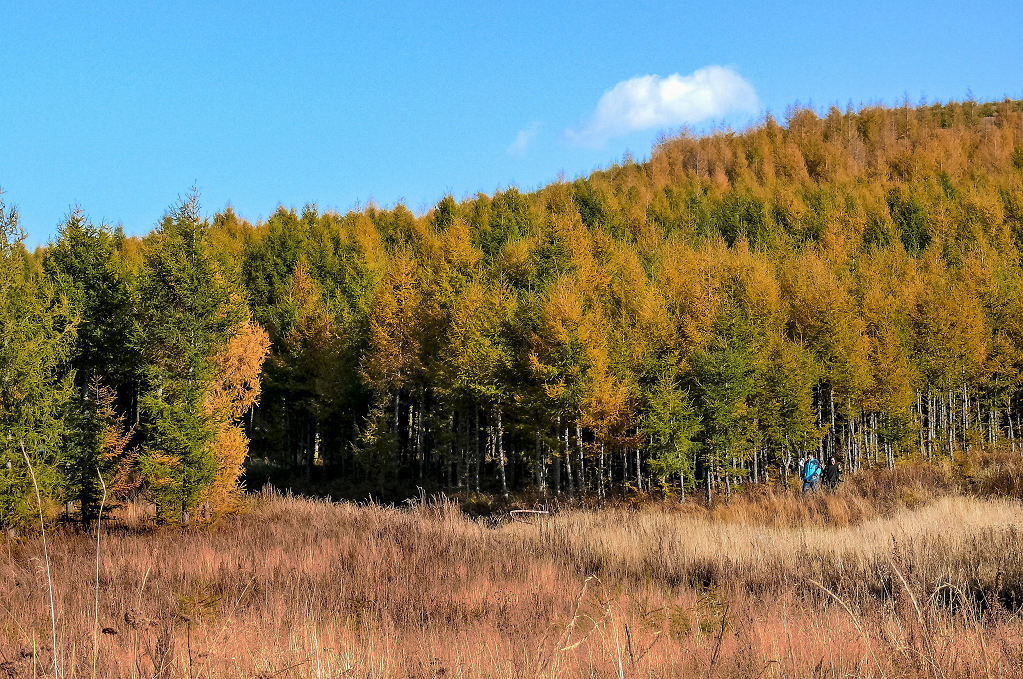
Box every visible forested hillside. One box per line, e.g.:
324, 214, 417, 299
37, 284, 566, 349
4, 98, 1023, 523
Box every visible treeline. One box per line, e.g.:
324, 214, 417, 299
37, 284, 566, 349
4, 98, 1023, 523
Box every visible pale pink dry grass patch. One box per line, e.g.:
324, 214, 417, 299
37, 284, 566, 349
0, 487, 1021, 677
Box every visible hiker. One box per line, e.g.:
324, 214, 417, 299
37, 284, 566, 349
802, 453, 822, 495
824, 456, 841, 490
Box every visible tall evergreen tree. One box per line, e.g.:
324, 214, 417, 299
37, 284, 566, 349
43, 211, 137, 519
0, 195, 75, 527
135, 192, 247, 523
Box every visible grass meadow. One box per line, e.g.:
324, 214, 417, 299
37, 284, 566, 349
2, 461, 1023, 678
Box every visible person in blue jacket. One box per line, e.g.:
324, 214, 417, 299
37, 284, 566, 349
802, 453, 822, 495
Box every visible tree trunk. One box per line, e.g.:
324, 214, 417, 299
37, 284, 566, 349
449, 411, 457, 488
473, 406, 481, 493
783, 440, 791, 489
705, 462, 713, 505
963, 382, 969, 453
871, 412, 879, 466
1009, 396, 1016, 454
534, 435, 545, 495
678, 458, 685, 500
635, 446, 642, 492
394, 391, 402, 462
576, 420, 584, 494
552, 440, 562, 496
829, 384, 836, 462
552, 419, 560, 492
948, 390, 955, 458
564, 426, 574, 494
927, 389, 934, 460
846, 415, 854, 473
553, 419, 563, 495
989, 402, 996, 445
496, 406, 507, 498
415, 402, 423, 481
458, 412, 467, 489
621, 447, 627, 491
917, 389, 924, 458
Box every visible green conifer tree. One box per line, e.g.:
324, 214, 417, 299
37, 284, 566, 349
0, 195, 75, 527
135, 192, 246, 524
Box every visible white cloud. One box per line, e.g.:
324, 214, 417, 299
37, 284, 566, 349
567, 66, 758, 147
508, 122, 541, 156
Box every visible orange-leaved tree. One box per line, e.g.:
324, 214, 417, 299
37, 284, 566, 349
203, 319, 270, 516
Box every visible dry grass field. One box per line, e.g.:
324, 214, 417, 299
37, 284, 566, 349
3, 463, 1023, 678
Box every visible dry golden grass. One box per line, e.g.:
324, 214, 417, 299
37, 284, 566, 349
2, 478, 1022, 678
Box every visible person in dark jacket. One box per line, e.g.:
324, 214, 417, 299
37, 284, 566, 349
824, 456, 841, 489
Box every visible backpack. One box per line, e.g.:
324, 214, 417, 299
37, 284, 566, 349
803, 458, 821, 482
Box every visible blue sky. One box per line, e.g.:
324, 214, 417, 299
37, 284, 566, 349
2, 0, 1021, 246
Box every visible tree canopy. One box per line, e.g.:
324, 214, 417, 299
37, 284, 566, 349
4, 98, 1023, 522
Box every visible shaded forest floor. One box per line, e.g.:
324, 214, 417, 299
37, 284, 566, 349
3, 457, 1023, 678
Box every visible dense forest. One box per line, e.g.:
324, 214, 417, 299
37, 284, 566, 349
4, 98, 1023, 525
